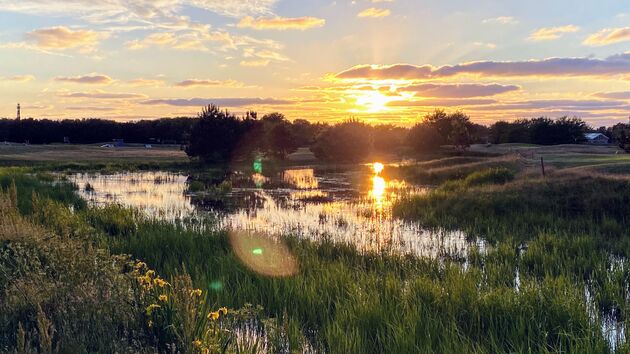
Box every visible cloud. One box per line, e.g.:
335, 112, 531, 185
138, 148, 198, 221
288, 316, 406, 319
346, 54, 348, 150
0, 0, 279, 20
399, 83, 520, 97
174, 79, 245, 88
583, 27, 630, 46
388, 98, 628, 113
25, 26, 107, 51
482, 16, 517, 25
66, 106, 117, 111
125, 32, 209, 51
238, 16, 325, 30
141, 97, 293, 107
335, 53, 630, 79
240, 59, 270, 67
593, 91, 630, 100
469, 99, 627, 111
125, 28, 280, 54
357, 8, 390, 18
388, 98, 498, 107
54, 74, 113, 85
59, 91, 146, 99
0, 75, 35, 83
473, 42, 497, 49
127, 78, 165, 87
528, 25, 579, 41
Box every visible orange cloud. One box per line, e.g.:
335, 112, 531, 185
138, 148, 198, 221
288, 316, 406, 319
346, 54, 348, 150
528, 25, 579, 41
25, 26, 106, 50
336, 53, 630, 79
0, 75, 35, 83
357, 8, 391, 18
127, 78, 165, 87
174, 79, 245, 88
399, 83, 520, 98
59, 90, 146, 99
54, 74, 113, 85
240, 59, 270, 67
583, 27, 630, 46
238, 16, 326, 30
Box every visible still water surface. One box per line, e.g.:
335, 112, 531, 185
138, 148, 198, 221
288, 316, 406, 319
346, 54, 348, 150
69, 166, 480, 258
67, 166, 625, 350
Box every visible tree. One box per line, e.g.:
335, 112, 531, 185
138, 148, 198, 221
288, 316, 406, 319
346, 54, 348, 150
310, 120, 373, 162
447, 112, 472, 151
611, 123, 630, 151
406, 123, 442, 153
260, 113, 298, 159
186, 105, 256, 162
291, 119, 325, 146
413, 110, 473, 152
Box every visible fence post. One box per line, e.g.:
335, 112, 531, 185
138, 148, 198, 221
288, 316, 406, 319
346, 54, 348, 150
540, 157, 546, 178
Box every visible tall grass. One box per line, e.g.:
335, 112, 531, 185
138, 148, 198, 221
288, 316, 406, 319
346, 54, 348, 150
2, 163, 629, 352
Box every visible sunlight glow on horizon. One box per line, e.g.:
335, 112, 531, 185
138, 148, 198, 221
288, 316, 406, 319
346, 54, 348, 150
0, 0, 628, 126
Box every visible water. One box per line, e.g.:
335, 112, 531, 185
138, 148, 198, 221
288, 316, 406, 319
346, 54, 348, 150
69, 165, 477, 258
67, 166, 626, 350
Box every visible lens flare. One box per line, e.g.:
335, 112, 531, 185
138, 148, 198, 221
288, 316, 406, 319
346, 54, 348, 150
373, 162, 384, 174
229, 230, 298, 277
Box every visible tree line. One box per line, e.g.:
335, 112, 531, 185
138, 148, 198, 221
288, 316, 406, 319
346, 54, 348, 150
2, 106, 628, 162
0, 117, 194, 144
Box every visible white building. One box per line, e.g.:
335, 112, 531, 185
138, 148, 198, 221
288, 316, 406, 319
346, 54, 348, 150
584, 133, 610, 145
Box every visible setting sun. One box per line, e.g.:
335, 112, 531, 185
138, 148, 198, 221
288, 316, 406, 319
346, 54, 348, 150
373, 162, 384, 174
353, 91, 394, 113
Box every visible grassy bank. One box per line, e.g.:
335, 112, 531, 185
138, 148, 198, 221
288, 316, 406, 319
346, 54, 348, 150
1, 149, 629, 352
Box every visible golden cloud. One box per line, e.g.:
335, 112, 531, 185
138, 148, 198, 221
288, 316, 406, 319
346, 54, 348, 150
25, 26, 107, 50
357, 8, 391, 18
54, 74, 113, 85
528, 25, 579, 41
583, 27, 630, 46
0, 75, 35, 83
174, 79, 246, 88
240, 59, 271, 67
238, 16, 326, 30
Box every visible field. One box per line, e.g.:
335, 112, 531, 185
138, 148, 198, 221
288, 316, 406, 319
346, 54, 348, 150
1, 143, 629, 353
0, 143, 187, 163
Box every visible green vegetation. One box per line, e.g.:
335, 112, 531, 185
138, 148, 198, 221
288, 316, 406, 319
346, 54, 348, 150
2, 146, 630, 352
390, 155, 521, 184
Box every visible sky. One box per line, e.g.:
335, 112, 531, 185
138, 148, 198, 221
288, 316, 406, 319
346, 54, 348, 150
0, 0, 629, 127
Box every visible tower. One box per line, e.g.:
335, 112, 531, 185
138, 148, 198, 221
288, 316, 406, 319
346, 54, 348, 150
16, 103, 20, 121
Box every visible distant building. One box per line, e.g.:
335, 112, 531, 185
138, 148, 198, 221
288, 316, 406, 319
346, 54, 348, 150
584, 133, 610, 145
113, 139, 125, 147
16, 103, 20, 121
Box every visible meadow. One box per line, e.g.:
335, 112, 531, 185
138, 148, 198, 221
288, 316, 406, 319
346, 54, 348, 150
1, 144, 629, 353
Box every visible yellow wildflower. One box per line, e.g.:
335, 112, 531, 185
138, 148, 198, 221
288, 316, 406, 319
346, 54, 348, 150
135, 261, 147, 270
145, 270, 156, 279
158, 295, 168, 302
146, 304, 161, 315
147, 320, 153, 328
190, 289, 202, 297
207, 311, 220, 321
193, 340, 202, 348
219, 307, 228, 316
153, 278, 169, 288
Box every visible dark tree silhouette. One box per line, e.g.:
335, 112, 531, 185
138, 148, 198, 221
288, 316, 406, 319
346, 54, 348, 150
311, 120, 373, 162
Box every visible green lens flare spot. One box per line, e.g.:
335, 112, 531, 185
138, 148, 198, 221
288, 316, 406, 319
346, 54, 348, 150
209, 280, 223, 291
252, 248, 263, 255
253, 158, 263, 174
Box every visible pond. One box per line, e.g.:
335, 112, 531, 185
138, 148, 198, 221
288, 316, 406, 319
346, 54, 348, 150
67, 165, 626, 350
68, 164, 482, 258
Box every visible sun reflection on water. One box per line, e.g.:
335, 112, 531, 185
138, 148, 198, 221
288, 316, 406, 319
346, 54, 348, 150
69, 167, 479, 258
